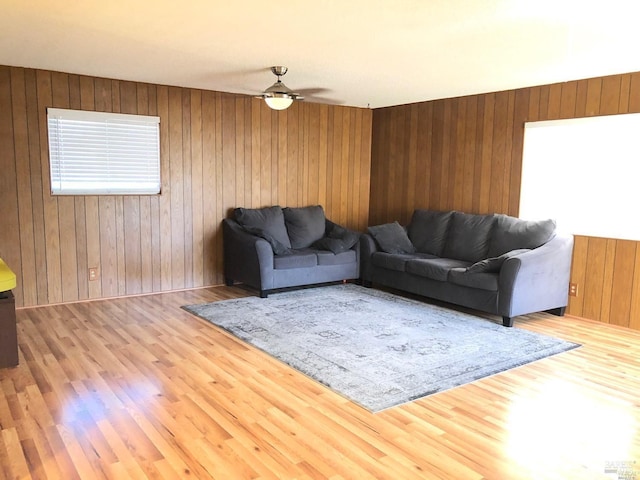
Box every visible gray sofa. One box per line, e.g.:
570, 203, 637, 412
223, 205, 360, 297
361, 209, 574, 327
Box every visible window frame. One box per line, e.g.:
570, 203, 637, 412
47, 107, 161, 196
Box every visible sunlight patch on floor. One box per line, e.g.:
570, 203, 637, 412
505, 379, 637, 478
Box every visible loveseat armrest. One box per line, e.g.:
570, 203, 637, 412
359, 233, 379, 283
223, 219, 275, 291
498, 233, 574, 318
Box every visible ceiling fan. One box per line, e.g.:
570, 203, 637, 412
257, 66, 304, 110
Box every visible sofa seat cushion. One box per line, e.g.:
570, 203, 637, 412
316, 249, 357, 266
407, 209, 453, 256
443, 212, 495, 262
283, 205, 326, 249
448, 268, 499, 291
235, 206, 292, 249
273, 251, 318, 269
406, 258, 470, 281
372, 252, 437, 272
488, 215, 556, 257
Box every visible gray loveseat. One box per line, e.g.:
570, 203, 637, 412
361, 209, 574, 327
223, 205, 360, 298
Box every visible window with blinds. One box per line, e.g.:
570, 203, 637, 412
47, 108, 161, 195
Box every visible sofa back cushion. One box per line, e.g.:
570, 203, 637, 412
234, 205, 292, 249
442, 212, 495, 262
407, 209, 453, 256
488, 215, 556, 257
283, 205, 326, 249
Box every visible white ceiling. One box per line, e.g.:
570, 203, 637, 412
2, 0, 640, 109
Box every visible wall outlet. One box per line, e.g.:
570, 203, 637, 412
569, 282, 578, 297
89, 267, 98, 281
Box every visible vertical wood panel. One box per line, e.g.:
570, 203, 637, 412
509, 89, 529, 216
182, 90, 194, 288
318, 105, 329, 212
609, 240, 636, 327
546, 83, 562, 119
462, 96, 477, 213
537, 85, 550, 121
600, 76, 621, 115
629, 249, 640, 331
157, 86, 172, 291
502, 91, 515, 214
9, 67, 36, 306
168, 87, 185, 290
369, 69, 640, 330
478, 94, 494, 213
36, 70, 64, 304
559, 82, 577, 118
1, 65, 373, 308
599, 239, 617, 323
451, 99, 465, 212
439, 101, 452, 210
339, 108, 351, 224
585, 78, 602, 115
212, 93, 224, 286
25, 69, 48, 305
359, 107, 372, 231
191, 90, 204, 287
201, 90, 216, 287
259, 102, 272, 206
471, 96, 484, 213
618, 74, 631, 113
489, 92, 507, 212
629, 73, 640, 112
574, 80, 589, 117
137, 83, 153, 293
286, 105, 299, 208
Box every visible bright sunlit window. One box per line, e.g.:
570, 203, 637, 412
520, 113, 640, 240
47, 108, 161, 195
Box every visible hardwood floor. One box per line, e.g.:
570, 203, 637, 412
1, 285, 639, 479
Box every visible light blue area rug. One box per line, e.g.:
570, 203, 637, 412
183, 284, 579, 412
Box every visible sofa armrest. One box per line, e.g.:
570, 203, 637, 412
498, 233, 574, 318
223, 219, 275, 291
359, 233, 379, 282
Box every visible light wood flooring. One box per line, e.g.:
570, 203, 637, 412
1, 285, 639, 479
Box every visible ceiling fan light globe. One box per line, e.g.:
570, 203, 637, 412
265, 96, 294, 110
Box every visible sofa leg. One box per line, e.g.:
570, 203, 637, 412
548, 306, 566, 317
225, 277, 234, 287
260, 290, 268, 299
502, 316, 514, 327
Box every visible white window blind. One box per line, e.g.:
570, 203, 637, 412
47, 108, 161, 195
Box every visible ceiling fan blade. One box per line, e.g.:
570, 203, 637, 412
302, 95, 345, 106
296, 87, 331, 96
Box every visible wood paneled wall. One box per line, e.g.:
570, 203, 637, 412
0, 66, 372, 308
369, 71, 640, 330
